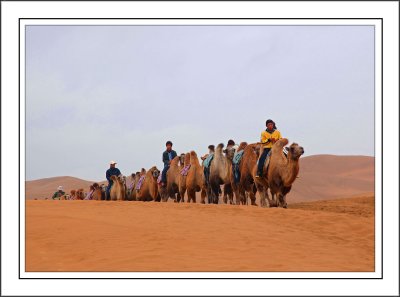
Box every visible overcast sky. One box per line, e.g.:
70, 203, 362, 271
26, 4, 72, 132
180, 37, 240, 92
26, 25, 375, 181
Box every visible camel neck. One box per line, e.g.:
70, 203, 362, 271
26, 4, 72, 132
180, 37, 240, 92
282, 155, 299, 187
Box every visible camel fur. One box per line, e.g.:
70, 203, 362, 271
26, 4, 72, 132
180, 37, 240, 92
185, 150, 207, 203
208, 143, 233, 204
267, 138, 304, 208
136, 166, 160, 201
110, 175, 126, 201
178, 152, 191, 203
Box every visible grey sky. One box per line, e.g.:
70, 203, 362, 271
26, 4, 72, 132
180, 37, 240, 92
26, 25, 375, 181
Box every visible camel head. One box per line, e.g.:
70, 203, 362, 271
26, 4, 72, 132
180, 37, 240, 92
216, 143, 224, 154
179, 153, 186, 166
117, 174, 126, 185
149, 166, 160, 179
287, 143, 304, 160
224, 146, 235, 160
76, 189, 85, 199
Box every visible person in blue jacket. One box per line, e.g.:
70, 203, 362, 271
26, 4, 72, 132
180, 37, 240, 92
105, 160, 121, 200
161, 141, 177, 187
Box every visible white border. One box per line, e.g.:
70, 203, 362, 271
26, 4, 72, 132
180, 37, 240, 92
1, 1, 398, 296
18, 17, 382, 280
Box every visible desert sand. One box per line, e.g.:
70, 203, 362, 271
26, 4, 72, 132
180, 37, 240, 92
26, 194, 374, 272
25, 155, 375, 272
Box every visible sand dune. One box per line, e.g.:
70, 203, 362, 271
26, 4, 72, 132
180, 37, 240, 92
25, 194, 374, 272
25, 176, 106, 200
26, 155, 374, 203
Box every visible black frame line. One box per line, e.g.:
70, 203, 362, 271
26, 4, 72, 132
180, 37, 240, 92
18, 17, 383, 280
3, 0, 400, 1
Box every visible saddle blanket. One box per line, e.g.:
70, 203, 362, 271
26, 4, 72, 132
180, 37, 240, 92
233, 150, 244, 165
127, 182, 134, 191
203, 153, 214, 168
136, 176, 146, 190
180, 164, 191, 176
84, 190, 94, 200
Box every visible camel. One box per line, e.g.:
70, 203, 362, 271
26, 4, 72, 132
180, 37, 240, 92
69, 189, 77, 200
161, 154, 185, 202
129, 171, 142, 201
84, 185, 96, 200
178, 152, 191, 203
222, 185, 234, 205
76, 188, 85, 200
252, 143, 276, 207
70, 188, 85, 200
110, 175, 126, 201
136, 166, 160, 201
208, 143, 233, 204
185, 151, 207, 203
267, 138, 304, 208
229, 142, 258, 206
92, 183, 105, 201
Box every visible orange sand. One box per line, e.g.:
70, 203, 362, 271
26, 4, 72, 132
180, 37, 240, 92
26, 194, 374, 272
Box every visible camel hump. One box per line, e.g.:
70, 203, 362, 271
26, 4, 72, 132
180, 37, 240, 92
148, 165, 158, 172
190, 150, 198, 158
239, 141, 248, 146
273, 138, 289, 150
217, 143, 224, 149
110, 175, 118, 181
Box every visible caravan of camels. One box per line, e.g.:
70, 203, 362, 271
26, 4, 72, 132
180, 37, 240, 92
55, 137, 305, 208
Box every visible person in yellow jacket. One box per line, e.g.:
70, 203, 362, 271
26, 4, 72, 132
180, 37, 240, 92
256, 119, 282, 177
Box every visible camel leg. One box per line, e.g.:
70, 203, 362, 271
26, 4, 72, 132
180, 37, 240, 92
249, 191, 257, 206
276, 193, 288, 208
200, 188, 206, 204
206, 185, 212, 204
188, 189, 196, 203
268, 190, 278, 207
209, 181, 219, 204
211, 183, 220, 204
234, 189, 241, 205
181, 188, 186, 203
255, 184, 267, 207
